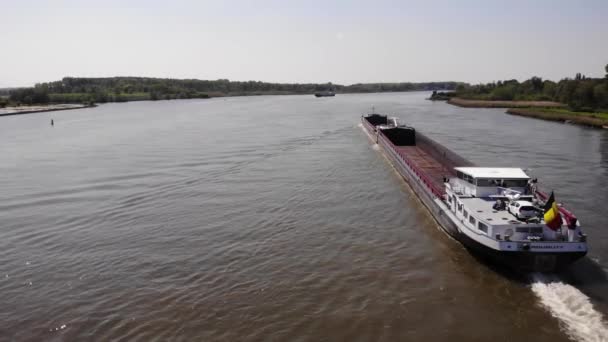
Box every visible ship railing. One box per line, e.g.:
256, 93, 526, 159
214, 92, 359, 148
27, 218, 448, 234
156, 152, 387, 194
448, 182, 465, 195
378, 131, 445, 200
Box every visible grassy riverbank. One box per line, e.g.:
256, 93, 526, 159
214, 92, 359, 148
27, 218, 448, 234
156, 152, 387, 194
0, 104, 94, 116
446, 97, 608, 128
445, 66, 608, 128
506, 108, 608, 128
447, 97, 565, 108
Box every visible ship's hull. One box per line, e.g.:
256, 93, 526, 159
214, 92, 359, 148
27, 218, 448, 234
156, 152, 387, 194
455, 228, 586, 272
361, 116, 586, 272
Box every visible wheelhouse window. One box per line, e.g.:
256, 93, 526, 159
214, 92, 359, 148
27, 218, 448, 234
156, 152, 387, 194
457, 203, 463, 212
476, 178, 493, 187
503, 179, 528, 188
456, 171, 474, 184
478, 222, 488, 233
469, 216, 476, 225
463, 210, 468, 219
474, 178, 528, 187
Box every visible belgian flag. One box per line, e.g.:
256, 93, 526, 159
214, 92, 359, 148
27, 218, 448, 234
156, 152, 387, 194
544, 192, 563, 230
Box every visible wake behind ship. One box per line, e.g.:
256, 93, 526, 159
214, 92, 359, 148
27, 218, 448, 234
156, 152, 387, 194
361, 112, 587, 272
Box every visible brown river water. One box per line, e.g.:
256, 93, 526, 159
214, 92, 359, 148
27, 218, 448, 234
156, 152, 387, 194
1, 92, 607, 341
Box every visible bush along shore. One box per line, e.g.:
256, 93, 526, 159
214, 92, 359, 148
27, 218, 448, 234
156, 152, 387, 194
428, 90, 456, 101
451, 65, 608, 111
432, 64, 608, 128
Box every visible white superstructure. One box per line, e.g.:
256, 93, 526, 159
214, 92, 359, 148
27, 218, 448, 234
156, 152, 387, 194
444, 167, 587, 255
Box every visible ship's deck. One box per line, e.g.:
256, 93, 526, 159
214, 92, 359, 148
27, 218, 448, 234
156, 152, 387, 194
395, 146, 453, 192
459, 197, 521, 225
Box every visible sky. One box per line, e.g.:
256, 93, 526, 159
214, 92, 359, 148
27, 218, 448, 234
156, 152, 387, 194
1, 0, 607, 87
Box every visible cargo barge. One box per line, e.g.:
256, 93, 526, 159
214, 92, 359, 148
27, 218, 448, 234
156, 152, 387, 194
361, 113, 587, 272
314, 91, 335, 97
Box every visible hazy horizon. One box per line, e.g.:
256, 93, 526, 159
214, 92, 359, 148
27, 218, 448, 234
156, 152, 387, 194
2, 0, 607, 88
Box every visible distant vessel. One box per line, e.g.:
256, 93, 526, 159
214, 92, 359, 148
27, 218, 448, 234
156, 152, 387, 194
361, 112, 587, 272
314, 91, 335, 97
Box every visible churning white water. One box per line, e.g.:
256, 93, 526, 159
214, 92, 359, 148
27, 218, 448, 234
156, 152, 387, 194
531, 274, 608, 342
357, 122, 380, 150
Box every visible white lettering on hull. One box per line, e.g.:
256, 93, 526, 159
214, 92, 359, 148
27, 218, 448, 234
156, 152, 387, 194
531, 245, 564, 249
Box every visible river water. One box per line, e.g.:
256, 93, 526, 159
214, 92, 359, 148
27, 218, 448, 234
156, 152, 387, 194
1, 93, 607, 341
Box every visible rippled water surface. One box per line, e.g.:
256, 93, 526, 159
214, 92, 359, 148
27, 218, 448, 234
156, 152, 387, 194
1, 93, 607, 341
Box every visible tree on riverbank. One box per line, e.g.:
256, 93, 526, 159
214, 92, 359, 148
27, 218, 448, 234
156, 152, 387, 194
9, 86, 50, 105
6, 77, 462, 106
455, 65, 608, 112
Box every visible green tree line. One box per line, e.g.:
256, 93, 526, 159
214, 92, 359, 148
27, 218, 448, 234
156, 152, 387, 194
455, 64, 608, 111
4, 77, 462, 106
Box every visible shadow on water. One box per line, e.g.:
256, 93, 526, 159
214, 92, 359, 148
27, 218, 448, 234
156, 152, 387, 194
561, 257, 608, 284
559, 258, 608, 300
461, 248, 530, 283
462, 248, 608, 290
601, 130, 608, 173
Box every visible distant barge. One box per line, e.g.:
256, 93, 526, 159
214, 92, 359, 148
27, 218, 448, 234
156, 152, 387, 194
314, 91, 335, 97
361, 113, 587, 272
